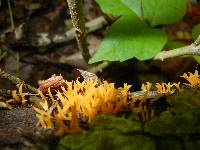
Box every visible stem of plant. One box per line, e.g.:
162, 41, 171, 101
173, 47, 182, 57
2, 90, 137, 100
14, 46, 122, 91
154, 35, 200, 61
66, 0, 91, 63
7, 0, 15, 31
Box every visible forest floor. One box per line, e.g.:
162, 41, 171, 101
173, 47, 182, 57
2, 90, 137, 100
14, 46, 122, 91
0, 0, 200, 150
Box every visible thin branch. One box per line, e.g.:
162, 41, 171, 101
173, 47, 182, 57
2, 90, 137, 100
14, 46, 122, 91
7, 0, 15, 31
4, 16, 107, 47
128, 90, 174, 99
0, 69, 38, 93
154, 35, 200, 61
0, 89, 11, 97
21, 55, 75, 70
87, 61, 110, 74
37, 16, 107, 47
66, 0, 91, 62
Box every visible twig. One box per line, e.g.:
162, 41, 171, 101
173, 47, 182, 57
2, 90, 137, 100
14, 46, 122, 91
87, 61, 110, 74
7, 0, 15, 31
154, 35, 200, 61
66, 0, 91, 62
0, 69, 38, 93
128, 90, 173, 99
6, 16, 107, 47
0, 89, 11, 97
21, 55, 75, 70
50, 16, 107, 46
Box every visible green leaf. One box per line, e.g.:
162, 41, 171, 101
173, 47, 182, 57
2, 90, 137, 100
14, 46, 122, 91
192, 24, 200, 40
121, 0, 142, 18
96, 0, 133, 15
89, 14, 167, 63
142, 0, 187, 27
192, 24, 200, 63
165, 41, 186, 49
194, 56, 200, 64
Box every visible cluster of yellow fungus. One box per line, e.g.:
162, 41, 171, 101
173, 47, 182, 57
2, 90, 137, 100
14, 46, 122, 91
34, 79, 131, 135
6, 70, 200, 136
181, 70, 200, 86
155, 82, 180, 94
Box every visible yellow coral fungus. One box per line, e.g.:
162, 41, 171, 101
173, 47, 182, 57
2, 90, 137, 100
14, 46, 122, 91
181, 70, 200, 86
141, 82, 152, 92
19, 84, 27, 104
33, 107, 53, 128
155, 82, 180, 94
130, 93, 149, 121
38, 90, 49, 111
11, 90, 20, 102
33, 79, 132, 134
7, 84, 28, 104
28, 70, 200, 135
69, 105, 80, 133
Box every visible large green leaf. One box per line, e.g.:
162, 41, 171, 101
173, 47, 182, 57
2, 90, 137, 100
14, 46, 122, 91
121, 0, 142, 18
142, 0, 187, 27
89, 14, 167, 63
192, 24, 200, 40
192, 24, 200, 63
96, 0, 133, 15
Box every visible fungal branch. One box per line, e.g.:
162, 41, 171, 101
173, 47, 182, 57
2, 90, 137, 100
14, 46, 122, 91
154, 35, 200, 61
66, 0, 91, 63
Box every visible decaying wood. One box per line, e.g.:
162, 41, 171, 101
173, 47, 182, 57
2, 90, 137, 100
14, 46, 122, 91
38, 74, 66, 93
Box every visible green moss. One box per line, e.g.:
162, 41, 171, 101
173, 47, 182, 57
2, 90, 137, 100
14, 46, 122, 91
156, 137, 183, 150
91, 114, 142, 133
166, 88, 200, 109
57, 130, 155, 150
144, 107, 200, 136
57, 115, 154, 150
184, 136, 200, 150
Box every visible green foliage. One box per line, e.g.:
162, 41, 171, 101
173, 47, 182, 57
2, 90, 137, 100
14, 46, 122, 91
142, 0, 187, 27
191, 24, 200, 64
192, 24, 200, 40
165, 41, 186, 49
95, 0, 133, 15
121, 0, 142, 18
89, 12, 167, 63
194, 56, 200, 64
89, 14, 166, 62
89, 0, 187, 63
